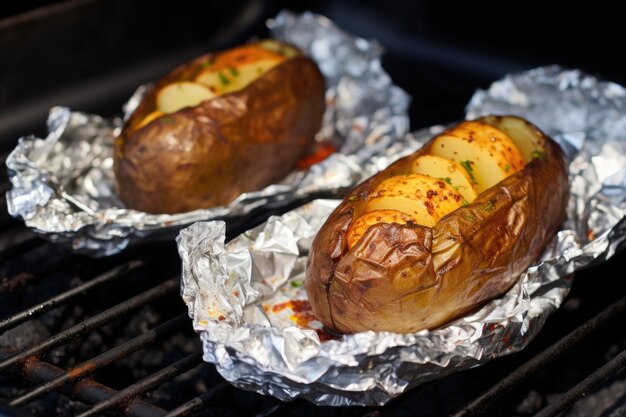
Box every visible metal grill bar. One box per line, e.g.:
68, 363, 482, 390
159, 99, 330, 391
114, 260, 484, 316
451, 294, 626, 417
161, 381, 230, 417
76, 352, 203, 417
0, 277, 179, 372
9, 314, 188, 406
0, 260, 144, 333
0, 346, 167, 417
0, 254, 76, 295
534, 348, 626, 417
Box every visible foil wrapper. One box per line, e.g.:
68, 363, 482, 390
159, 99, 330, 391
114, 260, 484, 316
4, 11, 410, 256
178, 66, 626, 406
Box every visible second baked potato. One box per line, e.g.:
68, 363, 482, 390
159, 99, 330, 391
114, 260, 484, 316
114, 40, 325, 214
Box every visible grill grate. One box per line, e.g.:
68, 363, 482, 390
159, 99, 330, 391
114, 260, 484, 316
0, 198, 291, 417
0, 176, 626, 417
1, 217, 624, 417
451, 296, 626, 417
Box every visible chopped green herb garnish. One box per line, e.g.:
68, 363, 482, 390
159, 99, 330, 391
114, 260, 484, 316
462, 200, 470, 207
439, 177, 452, 185
531, 149, 545, 160
200, 60, 211, 69
228, 66, 240, 77
218, 72, 230, 85
160, 117, 175, 123
504, 164, 511, 172
485, 201, 495, 211
290, 280, 302, 288
460, 160, 478, 184
460, 160, 473, 172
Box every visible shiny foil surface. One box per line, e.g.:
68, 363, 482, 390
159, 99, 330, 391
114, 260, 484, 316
178, 66, 626, 406
4, 11, 410, 256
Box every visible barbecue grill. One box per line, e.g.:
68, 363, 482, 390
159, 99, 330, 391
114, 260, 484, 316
1, 1, 625, 416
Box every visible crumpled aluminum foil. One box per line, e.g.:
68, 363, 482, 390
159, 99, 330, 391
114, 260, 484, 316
177, 66, 626, 406
4, 11, 410, 256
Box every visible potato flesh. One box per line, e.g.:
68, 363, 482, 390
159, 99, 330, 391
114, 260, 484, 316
480, 116, 546, 163
346, 209, 415, 249
195, 59, 283, 95
349, 121, 526, 249
156, 82, 215, 114
366, 174, 465, 228
135, 110, 164, 129
257, 39, 299, 58
410, 155, 478, 203
430, 121, 525, 193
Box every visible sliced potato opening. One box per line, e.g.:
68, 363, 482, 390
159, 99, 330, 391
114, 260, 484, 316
410, 155, 478, 203
136, 110, 165, 129
195, 59, 283, 95
430, 121, 525, 193
346, 117, 541, 249
257, 39, 299, 58
366, 174, 465, 228
346, 209, 415, 249
156, 82, 216, 114
147, 41, 295, 118
209, 43, 286, 70
480, 116, 546, 163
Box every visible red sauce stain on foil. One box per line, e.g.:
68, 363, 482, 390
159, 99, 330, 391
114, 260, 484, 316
272, 300, 337, 342
296, 142, 337, 169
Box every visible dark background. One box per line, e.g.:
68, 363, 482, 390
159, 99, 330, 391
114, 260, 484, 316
1, 0, 624, 151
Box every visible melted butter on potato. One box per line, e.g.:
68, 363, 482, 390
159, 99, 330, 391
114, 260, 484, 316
346, 209, 415, 249
366, 174, 465, 228
410, 155, 478, 203
430, 121, 525, 193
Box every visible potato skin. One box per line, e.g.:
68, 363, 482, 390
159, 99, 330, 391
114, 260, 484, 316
306, 116, 568, 334
114, 46, 325, 214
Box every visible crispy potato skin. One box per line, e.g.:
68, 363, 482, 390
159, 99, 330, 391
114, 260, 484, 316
114, 48, 325, 214
306, 116, 568, 334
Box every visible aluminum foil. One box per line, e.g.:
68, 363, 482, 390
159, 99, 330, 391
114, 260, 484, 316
4, 11, 410, 256
178, 66, 626, 406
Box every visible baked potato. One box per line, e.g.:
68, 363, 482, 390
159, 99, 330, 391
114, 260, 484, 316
114, 40, 325, 214
306, 115, 568, 334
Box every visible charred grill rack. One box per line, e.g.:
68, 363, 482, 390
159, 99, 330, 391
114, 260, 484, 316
1, 165, 626, 417
1, 1, 626, 416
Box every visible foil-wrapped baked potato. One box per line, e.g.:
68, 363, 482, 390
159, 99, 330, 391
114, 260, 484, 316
114, 40, 325, 214
306, 115, 568, 334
